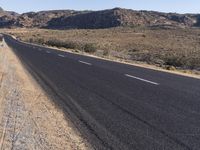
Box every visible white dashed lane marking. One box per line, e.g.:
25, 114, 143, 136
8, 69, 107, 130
58, 54, 65, 57
78, 60, 92, 66
125, 74, 159, 85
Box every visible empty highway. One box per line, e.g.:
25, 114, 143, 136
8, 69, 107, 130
4, 35, 200, 150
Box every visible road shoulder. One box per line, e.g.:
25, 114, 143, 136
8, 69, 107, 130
0, 40, 91, 149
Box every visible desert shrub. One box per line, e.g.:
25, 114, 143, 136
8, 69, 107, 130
45, 39, 60, 47
184, 57, 200, 69
63, 41, 78, 49
45, 39, 79, 49
29, 38, 34, 43
103, 49, 109, 56
142, 34, 146, 38
164, 56, 186, 67
36, 38, 45, 44
45, 39, 97, 53
83, 43, 97, 53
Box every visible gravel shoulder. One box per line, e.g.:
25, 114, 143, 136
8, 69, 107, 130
0, 40, 91, 149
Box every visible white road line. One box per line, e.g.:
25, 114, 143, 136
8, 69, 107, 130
46, 51, 51, 53
58, 54, 65, 57
125, 74, 159, 85
78, 60, 92, 66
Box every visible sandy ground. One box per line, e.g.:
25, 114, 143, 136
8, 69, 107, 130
0, 40, 91, 149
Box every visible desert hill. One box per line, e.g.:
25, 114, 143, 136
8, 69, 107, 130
0, 7, 199, 29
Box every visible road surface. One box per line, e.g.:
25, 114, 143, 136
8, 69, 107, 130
4, 35, 200, 150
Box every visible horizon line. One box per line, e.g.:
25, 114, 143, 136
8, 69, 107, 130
3, 7, 200, 15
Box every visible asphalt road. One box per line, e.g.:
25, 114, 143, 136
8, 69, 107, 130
4, 35, 200, 150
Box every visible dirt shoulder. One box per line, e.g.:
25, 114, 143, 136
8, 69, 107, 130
0, 40, 91, 149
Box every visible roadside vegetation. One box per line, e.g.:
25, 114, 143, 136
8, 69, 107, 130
3, 27, 200, 73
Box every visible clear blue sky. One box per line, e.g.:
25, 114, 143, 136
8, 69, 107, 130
0, 0, 199, 14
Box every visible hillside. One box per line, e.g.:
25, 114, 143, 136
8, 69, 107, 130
47, 8, 200, 29
16, 10, 77, 27
0, 7, 19, 28
0, 7, 200, 29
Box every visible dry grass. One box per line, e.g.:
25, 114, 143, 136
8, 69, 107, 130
2, 27, 200, 72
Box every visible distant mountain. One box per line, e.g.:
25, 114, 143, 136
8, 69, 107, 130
0, 7, 200, 29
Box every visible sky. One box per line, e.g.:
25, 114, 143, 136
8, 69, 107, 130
0, 0, 199, 14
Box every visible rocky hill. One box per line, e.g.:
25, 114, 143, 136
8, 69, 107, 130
0, 7, 19, 28
0, 7, 200, 29
16, 10, 77, 27
46, 8, 200, 29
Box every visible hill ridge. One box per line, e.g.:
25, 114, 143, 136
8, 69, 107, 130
0, 7, 200, 29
